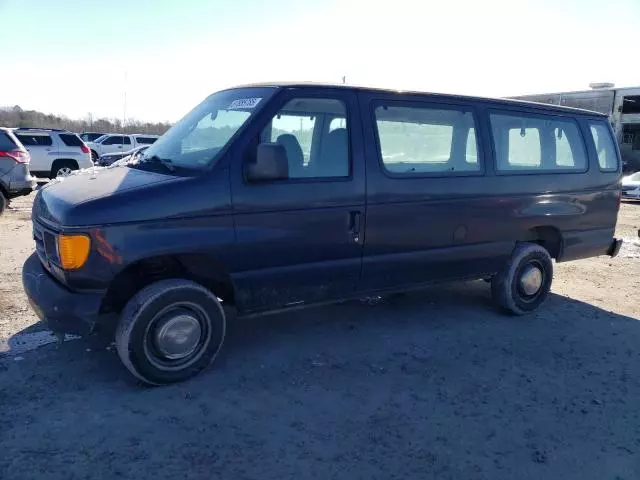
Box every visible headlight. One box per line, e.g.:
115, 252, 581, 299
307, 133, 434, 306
57, 234, 91, 270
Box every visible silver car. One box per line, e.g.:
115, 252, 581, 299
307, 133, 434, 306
0, 127, 36, 215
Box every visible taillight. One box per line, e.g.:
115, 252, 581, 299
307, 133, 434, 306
80, 144, 90, 154
0, 150, 30, 163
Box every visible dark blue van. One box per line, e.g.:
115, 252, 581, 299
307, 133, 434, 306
22, 83, 623, 384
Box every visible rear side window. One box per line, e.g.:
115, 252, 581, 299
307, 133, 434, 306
103, 135, 131, 145
589, 121, 618, 171
0, 132, 17, 150
59, 133, 84, 147
81, 133, 103, 142
374, 104, 480, 175
490, 112, 587, 172
15, 133, 53, 147
135, 136, 157, 144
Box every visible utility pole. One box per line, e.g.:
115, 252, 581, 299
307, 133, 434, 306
122, 71, 127, 133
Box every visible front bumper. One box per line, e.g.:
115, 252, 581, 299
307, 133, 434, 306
22, 252, 103, 336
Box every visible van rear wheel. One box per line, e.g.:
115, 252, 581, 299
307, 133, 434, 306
115, 279, 226, 385
491, 243, 553, 315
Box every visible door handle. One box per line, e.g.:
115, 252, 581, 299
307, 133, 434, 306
348, 211, 362, 244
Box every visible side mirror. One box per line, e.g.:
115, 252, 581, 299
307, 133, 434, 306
245, 143, 289, 182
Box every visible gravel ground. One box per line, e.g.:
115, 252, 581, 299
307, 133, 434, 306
1, 192, 640, 480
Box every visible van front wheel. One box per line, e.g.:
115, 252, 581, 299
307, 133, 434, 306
491, 243, 553, 315
115, 279, 226, 385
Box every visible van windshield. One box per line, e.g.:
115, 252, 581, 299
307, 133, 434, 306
139, 87, 275, 170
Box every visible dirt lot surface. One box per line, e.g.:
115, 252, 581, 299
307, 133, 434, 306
1, 192, 640, 480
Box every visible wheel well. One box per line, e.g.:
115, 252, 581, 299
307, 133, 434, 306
100, 254, 235, 316
51, 158, 79, 173
528, 226, 563, 259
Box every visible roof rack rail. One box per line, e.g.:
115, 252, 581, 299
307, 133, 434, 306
14, 127, 68, 132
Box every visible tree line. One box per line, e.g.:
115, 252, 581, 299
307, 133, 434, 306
0, 105, 172, 135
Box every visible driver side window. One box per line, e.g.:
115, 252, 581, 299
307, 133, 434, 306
258, 97, 350, 179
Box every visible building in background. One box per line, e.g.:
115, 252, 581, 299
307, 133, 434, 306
512, 84, 640, 171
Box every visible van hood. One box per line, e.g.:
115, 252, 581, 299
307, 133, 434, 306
34, 166, 181, 226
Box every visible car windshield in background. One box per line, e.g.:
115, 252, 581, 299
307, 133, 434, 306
140, 87, 275, 170
92, 135, 107, 143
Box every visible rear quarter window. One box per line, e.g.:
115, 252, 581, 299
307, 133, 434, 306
490, 112, 587, 173
0, 132, 17, 150
59, 133, 84, 147
588, 121, 618, 171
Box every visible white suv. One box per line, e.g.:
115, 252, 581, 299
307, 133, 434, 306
13, 128, 93, 179
87, 134, 159, 161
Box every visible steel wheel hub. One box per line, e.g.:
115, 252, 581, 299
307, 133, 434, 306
57, 167, 73, 177
519, 264, 543, 296
154, 313, 202, 360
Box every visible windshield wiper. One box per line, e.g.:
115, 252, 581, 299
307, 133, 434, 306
141, 155, 176, 172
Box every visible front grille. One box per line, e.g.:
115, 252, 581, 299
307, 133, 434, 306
33, 221, 58, 268
33, 225, 46, 265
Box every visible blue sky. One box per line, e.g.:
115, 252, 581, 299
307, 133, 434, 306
1, 0, 638, 122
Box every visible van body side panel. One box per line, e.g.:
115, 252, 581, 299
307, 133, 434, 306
358, 93, 621, 291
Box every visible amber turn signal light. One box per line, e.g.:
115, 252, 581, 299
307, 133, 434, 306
57, 234, 91, 270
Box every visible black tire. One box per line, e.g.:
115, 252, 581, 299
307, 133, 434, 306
50, 160, 78, 179
91, 150, 99, 162
0, 191, 6, 216
115, 279, 226, 385
491, 243, 553, 315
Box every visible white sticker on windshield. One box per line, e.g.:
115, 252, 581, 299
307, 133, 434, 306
227, 98, 262, 110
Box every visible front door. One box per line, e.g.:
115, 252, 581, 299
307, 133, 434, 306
230, 89, 366, 313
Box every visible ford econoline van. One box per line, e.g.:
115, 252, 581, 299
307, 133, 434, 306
22, 83, 623, 384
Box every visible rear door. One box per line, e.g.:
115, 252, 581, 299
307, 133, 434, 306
14, 132, 55, 174
229, 88, 366, 312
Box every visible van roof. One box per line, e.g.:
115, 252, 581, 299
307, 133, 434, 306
231, 81, 609, 117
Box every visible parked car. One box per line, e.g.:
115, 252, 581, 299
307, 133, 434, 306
80, 132, 106, 143
86, 134, 159, 161
12, 128, 93, 179
0, 127, 36, 215
621, 171, 640, 200
96, 145, 149, 166
23, 82, 623, 385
